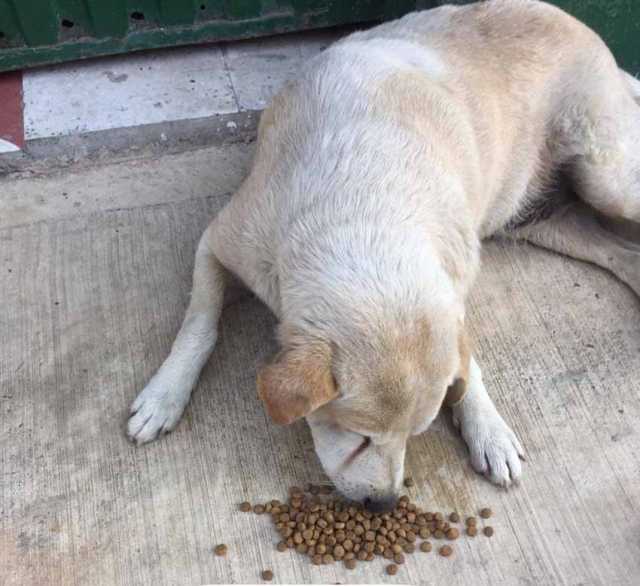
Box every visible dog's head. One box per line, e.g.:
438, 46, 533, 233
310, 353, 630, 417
257, 306, 469, 512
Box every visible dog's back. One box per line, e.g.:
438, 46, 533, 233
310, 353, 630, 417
255, 1, 616, 240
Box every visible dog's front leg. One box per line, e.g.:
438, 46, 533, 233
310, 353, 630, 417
128, 225, 228, 444
451, 356, 525, 487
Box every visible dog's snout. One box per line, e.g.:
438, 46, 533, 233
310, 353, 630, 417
364, 495, 398, 513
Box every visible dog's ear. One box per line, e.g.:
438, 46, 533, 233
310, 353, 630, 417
257, 341, 338, 425
444, 323, 471, 407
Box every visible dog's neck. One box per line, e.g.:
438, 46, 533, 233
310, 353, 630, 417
277, 218, 465, 346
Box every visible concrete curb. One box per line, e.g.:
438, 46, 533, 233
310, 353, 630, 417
0, 109, 260, 177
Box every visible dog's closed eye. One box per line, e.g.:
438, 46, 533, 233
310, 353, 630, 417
343, 436, 371, 467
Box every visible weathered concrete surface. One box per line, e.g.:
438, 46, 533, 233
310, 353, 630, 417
0, 142, 254, 229
1, 144, 639, 585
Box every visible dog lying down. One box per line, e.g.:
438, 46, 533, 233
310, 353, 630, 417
128, 0, 640, 512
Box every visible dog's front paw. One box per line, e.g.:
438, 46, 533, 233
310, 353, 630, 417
127, 379, 189, 445
453, 409, 525, 488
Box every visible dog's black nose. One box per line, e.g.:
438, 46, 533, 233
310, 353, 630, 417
364, 495, 398, 513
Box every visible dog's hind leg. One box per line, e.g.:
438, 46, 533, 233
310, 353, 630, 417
510, 201, 640, 298
128, 223, 230, 444
567, 66, 640, 224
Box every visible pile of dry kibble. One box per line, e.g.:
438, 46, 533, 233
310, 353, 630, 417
215, 479, 495, 580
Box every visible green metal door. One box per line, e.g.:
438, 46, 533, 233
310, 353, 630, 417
0, 1, 637, 73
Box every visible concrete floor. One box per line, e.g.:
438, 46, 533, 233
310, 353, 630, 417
2, 134, 639, 586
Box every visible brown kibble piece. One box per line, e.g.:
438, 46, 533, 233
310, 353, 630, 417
483, 526, 494, 537
214, 544, 227, 556
239, 501, 252, 512
420, 541, 432, 553
276, 541, 287, 552
394, 553, 405, 565
439, 545, 453, 557
344, 558, 357, 570
403, 543, 415, 554
261, 570, 273, 581
312, 554, 323, 565
466, 526, 478, 537
466, 516, 477, 527
322, 553, 334, 564
404, 477, 415, 488
386, 564, 399, 575
449, 512, 460, 523
254, 504, 265, 514
480, 508, 492, 519
446, 528, 459, 540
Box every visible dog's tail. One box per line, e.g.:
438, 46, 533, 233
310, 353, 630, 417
622, 69, 640, 103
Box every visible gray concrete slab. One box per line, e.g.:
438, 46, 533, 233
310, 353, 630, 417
1, 144, 639, 585
21, 30, 344, 143
23, 45, 237, 140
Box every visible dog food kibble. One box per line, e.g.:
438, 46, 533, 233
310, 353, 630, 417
480, 507, 493, 519
403, 542, 416, 554
345, 558, 357, 570
446, 528, 460, 540
214, 544, 228, 556
241, 485, 496, 576
394, 553, 405, 564
403, 477, 415, 488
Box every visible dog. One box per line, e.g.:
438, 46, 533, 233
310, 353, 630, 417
127, 0, 640, 512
